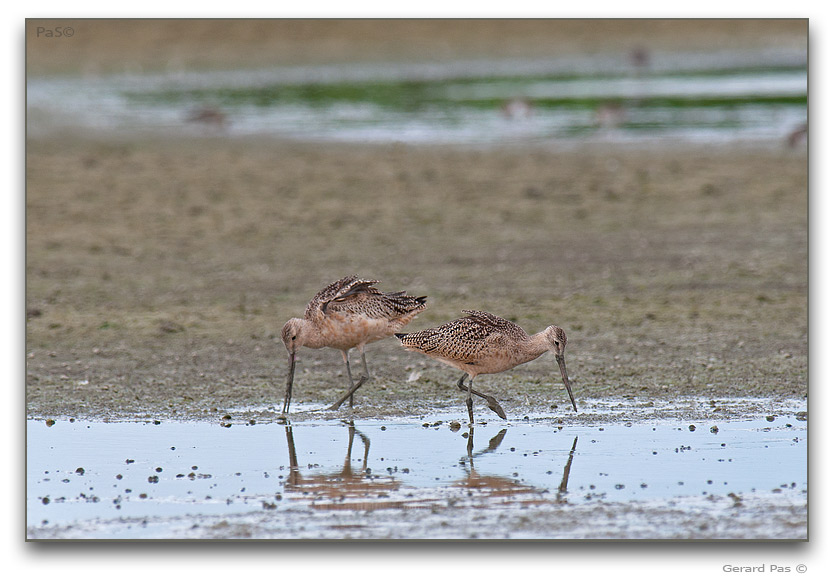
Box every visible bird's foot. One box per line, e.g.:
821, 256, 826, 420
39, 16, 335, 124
485, 396, 507, 420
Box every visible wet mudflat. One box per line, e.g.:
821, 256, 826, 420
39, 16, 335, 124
27, 401, 806, 540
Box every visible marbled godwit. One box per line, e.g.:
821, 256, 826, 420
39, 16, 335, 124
281, 275, 427, 414
395, 310, 576, 424
185, 105, 228, 129
594, 100, 627, 130
629, 46, 650, 73
500, 97, 534, 120
786, 122, 807, 149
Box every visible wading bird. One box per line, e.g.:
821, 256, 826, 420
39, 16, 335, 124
396, 310, 576, 424
281, 276, 427, 414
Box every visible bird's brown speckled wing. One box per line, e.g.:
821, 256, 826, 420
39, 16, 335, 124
303, 276, 379, 319
328, 290, 427, 321
399, 311, 524, 365
460, 310, 528, 342
305, 276, 426, 322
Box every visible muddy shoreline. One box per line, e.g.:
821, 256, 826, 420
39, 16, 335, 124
26, 136, 807, 424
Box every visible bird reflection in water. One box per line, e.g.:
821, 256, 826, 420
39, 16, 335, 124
455, 427, 578, 505
281, 421, 579, 511
283, 420, 405, 511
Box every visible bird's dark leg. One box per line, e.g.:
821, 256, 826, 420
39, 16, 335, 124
327, 349, 369, 411
455, 374, 507, 420
342, 350, 355, 407
466, 376, 475, 426
358, 348, 371, 404
327, 375, 367, 411
350, 348, 371, 408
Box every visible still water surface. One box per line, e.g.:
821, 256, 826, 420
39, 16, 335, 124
27, 409, 806, 538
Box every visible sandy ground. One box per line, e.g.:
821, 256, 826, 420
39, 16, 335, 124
25, 136, 807, 422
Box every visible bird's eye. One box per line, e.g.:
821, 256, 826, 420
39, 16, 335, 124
292, 335, 297, 341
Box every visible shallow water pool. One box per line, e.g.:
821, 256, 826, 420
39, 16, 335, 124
27, 409, 806, 539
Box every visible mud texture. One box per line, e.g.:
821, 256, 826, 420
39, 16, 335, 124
26, 137, 807, 422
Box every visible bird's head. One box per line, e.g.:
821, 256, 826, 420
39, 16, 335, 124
544, 325, 568, 357
281, 318, 306, 354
